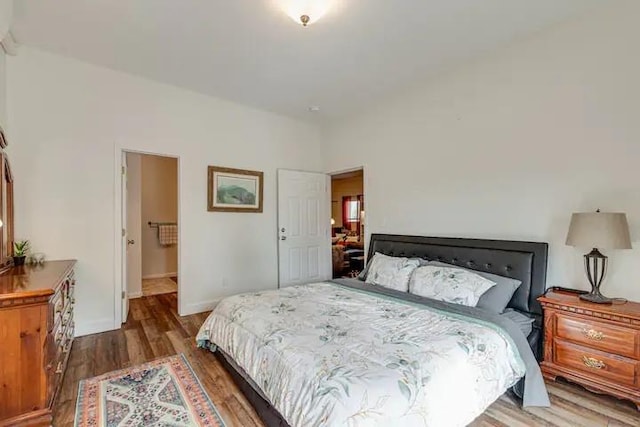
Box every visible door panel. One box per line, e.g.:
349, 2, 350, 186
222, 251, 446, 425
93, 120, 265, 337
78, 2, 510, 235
125, 153, 142, 309
278, 170, 331, 288
308, 246, 320, 278
121, 152, 130, 323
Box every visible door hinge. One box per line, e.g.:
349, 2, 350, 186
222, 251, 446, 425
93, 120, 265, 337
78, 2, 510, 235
122, 166, 126, 175
122, 291, 125, 299
122, 228, 126, 237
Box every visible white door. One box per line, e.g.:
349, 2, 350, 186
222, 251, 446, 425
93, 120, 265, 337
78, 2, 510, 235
122, 152, 146, 323
277, 169, 331, 288
121, 152, 130, 322
125, 153, 142, 306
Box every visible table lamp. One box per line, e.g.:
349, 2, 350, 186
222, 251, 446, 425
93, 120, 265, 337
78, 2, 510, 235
565, 210, 632, 304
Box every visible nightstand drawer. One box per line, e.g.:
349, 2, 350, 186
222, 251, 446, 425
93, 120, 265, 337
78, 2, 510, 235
555, 339, 638, 387
556, 314, 638, 358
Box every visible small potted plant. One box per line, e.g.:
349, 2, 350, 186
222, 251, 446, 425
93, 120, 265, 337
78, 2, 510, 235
13, 240, 30, 266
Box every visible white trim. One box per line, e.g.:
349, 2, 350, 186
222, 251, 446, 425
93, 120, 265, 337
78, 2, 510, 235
114, 145, 183, 329
129, 291, 143, 299
182, 298, 222, 316
142, 272, 178, 280
114, 145, 123, 330
74, 318, 117, 338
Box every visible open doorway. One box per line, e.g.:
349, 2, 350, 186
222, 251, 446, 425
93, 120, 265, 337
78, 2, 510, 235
124, 152, 179, 319
330, 168, 365, 279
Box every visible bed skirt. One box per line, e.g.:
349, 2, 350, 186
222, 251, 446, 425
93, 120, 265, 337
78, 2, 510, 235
215, 351, 289, 427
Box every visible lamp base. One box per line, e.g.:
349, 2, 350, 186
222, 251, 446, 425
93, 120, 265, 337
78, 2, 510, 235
579, 292, 614, 304
580, 248, 613, 304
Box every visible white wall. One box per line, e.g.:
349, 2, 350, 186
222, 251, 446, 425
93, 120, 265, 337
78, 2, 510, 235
6, 47, 323, 336
0, 0, 11, 37
141, 154, 178, 278
0, 49, 6, 126
324, 2, 640, 300
0, 0, 10, 126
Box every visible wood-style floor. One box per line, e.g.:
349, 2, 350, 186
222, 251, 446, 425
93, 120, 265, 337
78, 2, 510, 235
54, 294, 640, 427
141, 277, 178, 296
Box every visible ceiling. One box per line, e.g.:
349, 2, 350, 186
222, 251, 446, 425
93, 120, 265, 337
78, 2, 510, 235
12, 0, 601, 121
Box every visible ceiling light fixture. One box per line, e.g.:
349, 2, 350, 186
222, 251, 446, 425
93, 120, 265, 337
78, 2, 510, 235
280, 0, 334, 27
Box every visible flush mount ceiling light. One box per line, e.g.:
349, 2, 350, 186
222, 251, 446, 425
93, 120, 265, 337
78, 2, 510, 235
279, 0, 335, 27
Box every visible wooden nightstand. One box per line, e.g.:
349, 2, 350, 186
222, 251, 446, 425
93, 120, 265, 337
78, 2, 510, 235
538, 290, 640, 410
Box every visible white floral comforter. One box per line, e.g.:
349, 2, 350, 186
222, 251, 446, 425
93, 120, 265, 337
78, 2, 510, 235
197, 283, 526, 427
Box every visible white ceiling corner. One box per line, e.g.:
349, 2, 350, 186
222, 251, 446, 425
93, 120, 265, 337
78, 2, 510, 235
12, 0, 602, 121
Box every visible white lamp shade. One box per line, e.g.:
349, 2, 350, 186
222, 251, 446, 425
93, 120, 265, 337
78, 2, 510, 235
566, 212, 632, 249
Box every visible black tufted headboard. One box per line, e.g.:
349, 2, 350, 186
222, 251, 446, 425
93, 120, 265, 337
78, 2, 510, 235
367, 234, 549, 316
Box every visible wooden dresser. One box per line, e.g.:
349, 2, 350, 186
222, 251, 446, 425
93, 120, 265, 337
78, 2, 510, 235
0, 260, 77, 426
539, 290, 640, 410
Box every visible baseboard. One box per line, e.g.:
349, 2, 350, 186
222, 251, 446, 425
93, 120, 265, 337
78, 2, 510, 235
181, 298, 222, 316
74, 318, 117, 337
128, 291, 143, 299
142, 272, 177, 280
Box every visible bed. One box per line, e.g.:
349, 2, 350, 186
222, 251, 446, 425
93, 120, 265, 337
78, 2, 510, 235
197, 234, 550, 426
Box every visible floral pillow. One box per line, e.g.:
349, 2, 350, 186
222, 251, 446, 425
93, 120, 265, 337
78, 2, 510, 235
365, 253, 420, 292
409, 266, 496, 307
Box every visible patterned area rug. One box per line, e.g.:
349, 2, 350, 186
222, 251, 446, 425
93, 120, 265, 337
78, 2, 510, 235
75, 354, 225, 427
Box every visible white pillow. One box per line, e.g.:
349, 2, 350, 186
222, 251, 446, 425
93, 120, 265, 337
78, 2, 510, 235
409, 266, 496, 307
365, 253, 420, 292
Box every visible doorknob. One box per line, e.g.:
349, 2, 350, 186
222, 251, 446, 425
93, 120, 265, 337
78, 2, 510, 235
127, 239, 135, 245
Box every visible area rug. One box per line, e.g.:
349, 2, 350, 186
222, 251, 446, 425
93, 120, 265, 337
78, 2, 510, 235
75, 354, 225, 426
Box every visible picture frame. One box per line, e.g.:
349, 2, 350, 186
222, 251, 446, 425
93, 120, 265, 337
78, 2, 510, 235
208, 166, 264, 213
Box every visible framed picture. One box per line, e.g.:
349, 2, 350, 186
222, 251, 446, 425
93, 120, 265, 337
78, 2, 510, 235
208, 166, 264, 213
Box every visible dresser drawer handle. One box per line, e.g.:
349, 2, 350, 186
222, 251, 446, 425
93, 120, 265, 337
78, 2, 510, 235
582, 328, 604, 341
582, 356, 606, 370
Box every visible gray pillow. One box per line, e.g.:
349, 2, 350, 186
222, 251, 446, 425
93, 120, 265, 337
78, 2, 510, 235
426, 261, 521, 314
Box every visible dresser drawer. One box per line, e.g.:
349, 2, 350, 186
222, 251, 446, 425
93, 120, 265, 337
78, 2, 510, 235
48, 291, 64, 332
554, 339, 638, 387
556, 314, 638, 358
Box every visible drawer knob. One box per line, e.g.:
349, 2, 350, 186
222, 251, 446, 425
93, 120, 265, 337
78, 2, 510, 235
582, 356, 606, 370
582, 328, 604, 341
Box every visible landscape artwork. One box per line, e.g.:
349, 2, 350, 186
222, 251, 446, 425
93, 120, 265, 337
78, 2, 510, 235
208, 166, 263, 212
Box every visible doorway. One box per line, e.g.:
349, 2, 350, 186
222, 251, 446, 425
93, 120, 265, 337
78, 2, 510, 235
122, 151, 179, 321
330, 169, 365, 279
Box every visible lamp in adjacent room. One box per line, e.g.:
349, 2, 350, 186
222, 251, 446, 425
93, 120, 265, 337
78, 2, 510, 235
565, 210, 632, 304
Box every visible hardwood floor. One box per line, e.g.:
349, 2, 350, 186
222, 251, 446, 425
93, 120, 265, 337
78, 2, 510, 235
54, 294, 640, 426
53, 293, 263, 427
